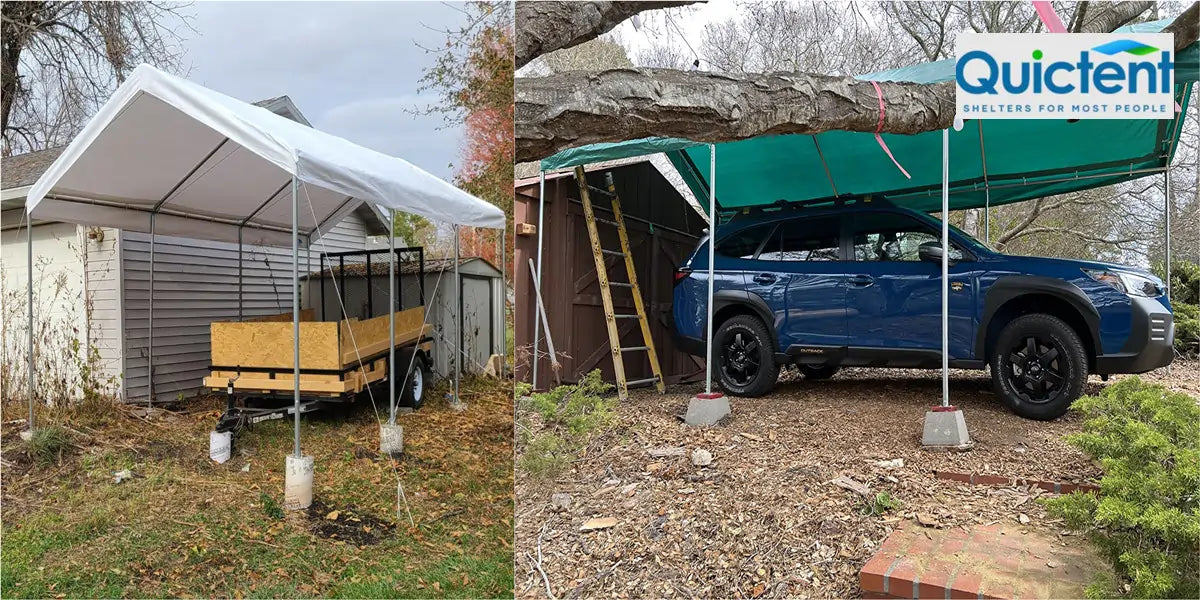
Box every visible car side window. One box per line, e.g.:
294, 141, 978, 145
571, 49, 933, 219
852, 212, 963, 262
715, 224, 774, 259
758, 217, 841, 262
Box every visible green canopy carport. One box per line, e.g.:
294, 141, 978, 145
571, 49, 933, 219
529, 17, 1195, 423
540, 19, 1197, 217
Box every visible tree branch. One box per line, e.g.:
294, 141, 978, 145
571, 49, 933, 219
515, 1, 698, 69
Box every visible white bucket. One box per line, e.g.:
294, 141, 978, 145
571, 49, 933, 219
209, 431, 232, 464
380, 423, 404, 457
284, 455, 314, 510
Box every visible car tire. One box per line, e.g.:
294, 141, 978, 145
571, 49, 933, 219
714, 314, 779, 397
398, 350, 429, 409
990, 313, 1087, 420
797, 364, 840, 380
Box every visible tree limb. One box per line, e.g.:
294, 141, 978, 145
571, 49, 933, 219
515, 1, 1196, 162
515, 1, 698, 69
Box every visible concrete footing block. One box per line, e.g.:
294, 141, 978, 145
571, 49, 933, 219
18, 429, 33, 442
922, 406, 972, 449
685, 392, 730, 426
284, 455, 314, 510
379, 423, 404, 457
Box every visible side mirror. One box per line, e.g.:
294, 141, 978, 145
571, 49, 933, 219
918, 241, 956, 266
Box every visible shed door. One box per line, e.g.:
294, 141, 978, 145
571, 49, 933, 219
460, 276, 494, 374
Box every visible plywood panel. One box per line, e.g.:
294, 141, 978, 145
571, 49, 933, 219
210, 321, 340, 370
339, 307, 429, 366
247, 309, 316, 322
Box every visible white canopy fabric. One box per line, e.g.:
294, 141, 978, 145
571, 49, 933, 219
26, 64, 505, 247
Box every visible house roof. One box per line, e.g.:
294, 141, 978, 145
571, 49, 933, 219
2, 94, 390, 235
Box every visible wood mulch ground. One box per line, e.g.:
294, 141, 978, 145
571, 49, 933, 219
515, 360, 1197, 599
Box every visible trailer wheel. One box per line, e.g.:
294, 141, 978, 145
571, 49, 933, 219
398, 350, 429, 409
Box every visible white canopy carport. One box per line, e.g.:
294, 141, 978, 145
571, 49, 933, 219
26, 64, 505, 244
21, 64, 503, 509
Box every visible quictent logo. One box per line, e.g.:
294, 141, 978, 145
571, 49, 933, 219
955, 33, 1174, 119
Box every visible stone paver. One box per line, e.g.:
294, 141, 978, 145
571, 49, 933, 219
860, 522, 1109, 599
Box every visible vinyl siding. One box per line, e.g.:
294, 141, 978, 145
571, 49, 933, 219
121, 215, 371, 403
85, 227, 123, 397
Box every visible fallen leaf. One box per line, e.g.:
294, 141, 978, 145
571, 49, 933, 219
580, 517, 618, 531
1018, 513, 1030, 525
326, 510, 340, 521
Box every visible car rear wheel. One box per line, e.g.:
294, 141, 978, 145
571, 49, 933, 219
715, 315, 779, 397
990, 314, 1087, 420
797, 364, 840, 380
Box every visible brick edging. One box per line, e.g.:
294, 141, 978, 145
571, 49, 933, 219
935, 470, 1100, 494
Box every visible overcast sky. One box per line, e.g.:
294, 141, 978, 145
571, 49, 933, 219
176, 1, 467, 180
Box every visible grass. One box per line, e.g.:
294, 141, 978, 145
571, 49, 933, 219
1, 375, 513, 598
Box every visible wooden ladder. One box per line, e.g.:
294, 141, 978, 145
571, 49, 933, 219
574, 166, 665, 400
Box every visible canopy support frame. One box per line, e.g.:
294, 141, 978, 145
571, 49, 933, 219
533, 171, 546, 389
27, 218, 34, 431
389, 209, 397, 424
978, 121, 991, 244
705, 144, 717, 395
148, 212, 156, 406
811, 136, 839, 197
941, 128, 950, 407
291, 175, 302, 458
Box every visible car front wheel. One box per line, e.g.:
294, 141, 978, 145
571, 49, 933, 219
990, 313, 1087, 420
715, 315, 779, 397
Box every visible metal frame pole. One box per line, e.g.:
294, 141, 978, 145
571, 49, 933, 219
500, 227, 506, 379
705, 144, 717, 395
27, 220, 34, 430
292, 176, 301, 458
1164, 168, 1172, 304
978, 121, 991, 244
148, 213, 156, 406
237, 227, 244, 321
533, 171, 545, 388
389, 209, 397, 424
941, 129, 950, 407
454, 225, 462, 404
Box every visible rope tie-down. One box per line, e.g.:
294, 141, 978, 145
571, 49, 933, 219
870, 80, 912, 180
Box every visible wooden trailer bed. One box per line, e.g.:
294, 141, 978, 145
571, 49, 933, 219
204, 307, 432, 397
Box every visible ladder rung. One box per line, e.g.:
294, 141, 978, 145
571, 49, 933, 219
626, 376, 660, 387
621, 346, 649, 352
614, 314, 641, 319
587, 185, 616, 198
595, 217, 620, 227
608, 282, 633, 288
600, 248, 625, 256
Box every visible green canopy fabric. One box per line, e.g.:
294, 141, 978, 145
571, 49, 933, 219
539, 18, 1198, 216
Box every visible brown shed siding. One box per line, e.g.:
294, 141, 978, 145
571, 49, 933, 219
515, 162, 707, 391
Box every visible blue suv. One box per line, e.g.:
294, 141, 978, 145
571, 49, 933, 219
672, 199, 1174, 420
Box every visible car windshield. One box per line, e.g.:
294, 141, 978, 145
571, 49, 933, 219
945, 222, 996, 253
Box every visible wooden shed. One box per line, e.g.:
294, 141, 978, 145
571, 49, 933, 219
514, 159, 708, 392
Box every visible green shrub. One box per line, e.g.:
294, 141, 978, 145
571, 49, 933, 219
1173, 302, 1199, 356
516, 370, 615, 478
1043, 377, 1200, 599
26, 426, 70, 465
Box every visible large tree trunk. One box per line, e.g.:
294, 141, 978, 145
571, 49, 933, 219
516, 0, 1193, 163
515, 1, 698, 70
517, 70, 954, 162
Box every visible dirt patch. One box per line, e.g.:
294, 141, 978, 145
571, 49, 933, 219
305, 499, 395, 546
514, 362, 1197, 599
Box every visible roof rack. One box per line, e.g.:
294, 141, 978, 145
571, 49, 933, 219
724, 195, 890, 220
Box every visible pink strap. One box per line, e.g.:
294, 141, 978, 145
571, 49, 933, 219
1031, 1, 1067, 33
871, 80, 911, 179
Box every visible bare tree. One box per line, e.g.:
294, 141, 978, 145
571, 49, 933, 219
1, 1, 192, 155
515, 1, 1195, 163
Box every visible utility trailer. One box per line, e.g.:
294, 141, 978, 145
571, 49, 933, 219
208, 247, 433, 434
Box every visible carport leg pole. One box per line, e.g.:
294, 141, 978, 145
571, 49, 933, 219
941, 129, 950, 407
237, 227, 243, 322
27, 221, 34, 432
1165, 168, 1172, 374
454, 225, 462, 407
148, 213, 156, 407
389, 209, 397, 424
292, 176, 301, 458
533, 171, 545, 388
500, 228, 506, 378
705, 144, 716, 395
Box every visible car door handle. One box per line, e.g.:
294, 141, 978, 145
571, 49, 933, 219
752, 273, 777, 285
847, 275, 875, 287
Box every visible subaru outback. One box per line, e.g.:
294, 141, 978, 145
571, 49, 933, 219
672, 199, 1174, 420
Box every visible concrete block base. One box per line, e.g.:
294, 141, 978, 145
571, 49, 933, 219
684, 392, 730, 427
18, 429, 33, 442
922, 406, 972, 449
379, 423, 404, 457
284, 455, 314, 510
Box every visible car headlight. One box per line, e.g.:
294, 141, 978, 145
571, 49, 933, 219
1082, 268, 1162, 297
